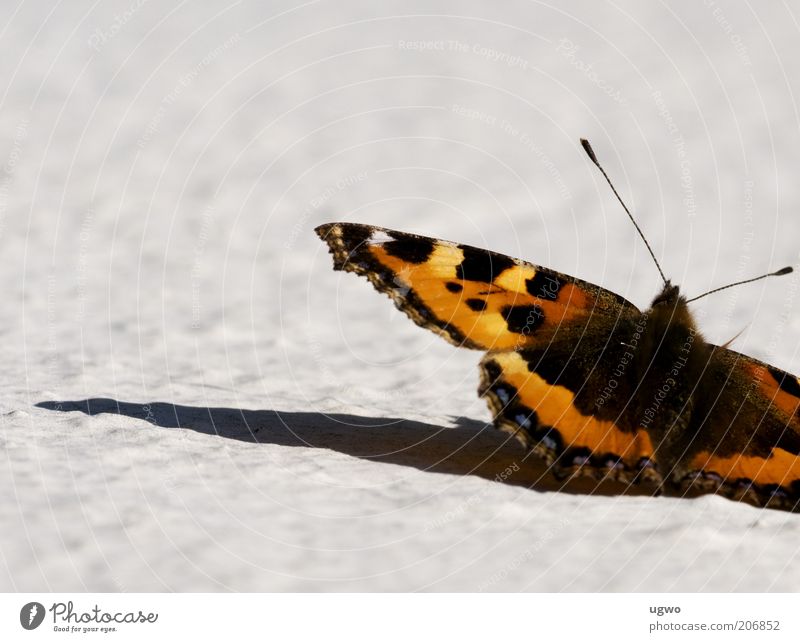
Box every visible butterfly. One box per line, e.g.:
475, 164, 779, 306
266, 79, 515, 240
315, 139, 800, 512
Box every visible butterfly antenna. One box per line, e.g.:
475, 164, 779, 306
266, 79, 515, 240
720, 326, 748, 349
686, 266, 793, 303
581, 138, 668, 286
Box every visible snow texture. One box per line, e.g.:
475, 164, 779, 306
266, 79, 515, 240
2, 0, 800, 591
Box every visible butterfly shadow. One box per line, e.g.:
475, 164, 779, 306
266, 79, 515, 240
35, 398, 655, 498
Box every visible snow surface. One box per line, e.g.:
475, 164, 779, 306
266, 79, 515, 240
3, 0, 800, 591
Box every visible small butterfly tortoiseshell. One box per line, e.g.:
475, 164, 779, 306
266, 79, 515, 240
315, 140, 800, 512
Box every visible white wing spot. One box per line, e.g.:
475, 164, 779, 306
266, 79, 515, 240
369, 230, 394, 245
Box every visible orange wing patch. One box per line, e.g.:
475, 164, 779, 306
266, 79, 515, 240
479, 351, 659, 484
689, 450, 800, 487
316, 222, 637, 351
684, 450, 800, 510
749, 361, 800, 420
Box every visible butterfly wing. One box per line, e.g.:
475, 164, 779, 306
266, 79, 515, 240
479, 338, 660, 485
317, 222, 654, 484
679, 345, 800, 509
316, 222, 639, 351
317, 223, 800, 508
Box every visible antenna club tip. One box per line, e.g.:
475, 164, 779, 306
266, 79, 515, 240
580, 138, 598, 164
776, 266, 794, 276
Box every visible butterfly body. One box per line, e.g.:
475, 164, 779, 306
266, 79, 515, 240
316, 221, 800, 511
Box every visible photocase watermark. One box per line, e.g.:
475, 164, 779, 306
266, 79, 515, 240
87, 0, 149, 51
46, 272, 59, 379
555, 38, 628, 106
640, 326, 697, 428
20, 600, 158, 633
141, 403, 157, 425
596, 312, 649, 410
718, 179, 755, 333
448, 105, 572, 200
452, 39, 530, 70
49, 601, 157, 633
138, 33, 241, 148
75, 208, 95, 323
652, 90, 696, 217
0, 117, 29, 239
703, 0, 752, 67
451, 103, 497, 126
191, 203, 216, 329
285, 170, 369, 250
20, 602, 45, 630
305, 330, 337, 388
502, 121, 573, 201
397, 39, 529, 70
762, 262, 799, 366
425, 461, 520, 531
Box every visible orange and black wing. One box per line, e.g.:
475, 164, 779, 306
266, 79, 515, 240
679, 346, 800, 510
316, 222, 639, 351
316, 222, 650, 484
479, 345, 660, 485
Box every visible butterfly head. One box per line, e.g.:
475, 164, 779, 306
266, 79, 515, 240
651, 281, 682, 307
649, 281, 696, 337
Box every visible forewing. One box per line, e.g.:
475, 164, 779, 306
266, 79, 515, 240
316, 222, 639, 351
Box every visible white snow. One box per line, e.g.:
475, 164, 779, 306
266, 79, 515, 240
2, 0, 800, 591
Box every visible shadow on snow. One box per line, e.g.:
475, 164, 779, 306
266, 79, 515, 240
36, 398, 655, 499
